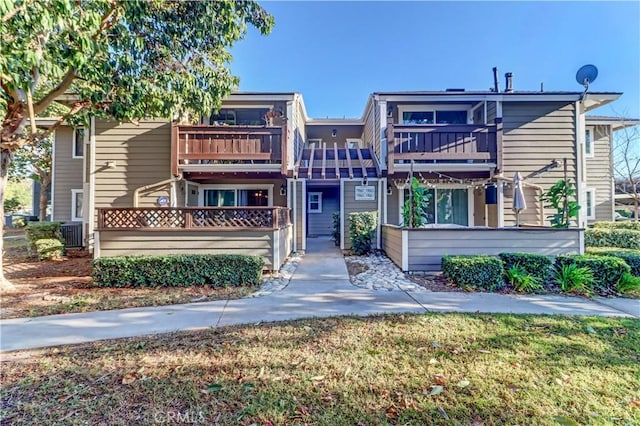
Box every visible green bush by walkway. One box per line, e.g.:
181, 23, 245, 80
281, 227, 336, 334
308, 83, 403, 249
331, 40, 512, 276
585, 228, 640, 250
92, 254, 264, 287
442, 255, 504, 291
587, 247, 640, 276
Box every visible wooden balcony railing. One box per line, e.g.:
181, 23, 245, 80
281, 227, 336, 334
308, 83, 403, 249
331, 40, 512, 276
97, 207, 291, 231
171, 125, 286, 175
386, 119, 502, 174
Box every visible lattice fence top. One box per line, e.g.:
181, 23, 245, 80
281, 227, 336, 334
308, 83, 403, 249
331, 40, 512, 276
98, 207, 291, 231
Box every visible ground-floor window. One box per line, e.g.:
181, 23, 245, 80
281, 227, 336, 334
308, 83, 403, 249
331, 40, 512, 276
402, 187, 470, 226
71, 189, 83, 221
202, 187, 271, 207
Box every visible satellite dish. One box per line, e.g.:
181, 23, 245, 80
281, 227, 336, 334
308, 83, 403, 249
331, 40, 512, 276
576, 64, 598, 90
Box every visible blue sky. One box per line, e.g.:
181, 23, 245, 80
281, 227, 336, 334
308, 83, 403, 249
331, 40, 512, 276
231, 1, 639, 119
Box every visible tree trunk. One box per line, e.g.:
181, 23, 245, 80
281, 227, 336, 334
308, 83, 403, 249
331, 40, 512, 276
39, 175, 51, 222
0, 148, 16, 291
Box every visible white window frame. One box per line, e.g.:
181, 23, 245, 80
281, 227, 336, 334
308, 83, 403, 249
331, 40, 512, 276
71, 189, 83, 221
346, 138, 362, 149
397, 105, 472, 125
307, 138, 322, 148
198, 184, 273, 207
308, 192, 322, 213
72, 127, 84, 159
399, 184, 474, 226
585, 188, 596, 220
584, 128, 594, 158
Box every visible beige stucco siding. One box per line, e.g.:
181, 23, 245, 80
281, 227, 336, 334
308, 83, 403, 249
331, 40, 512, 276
342, 180, 379, 250
53, 126, 84, 222
94, 119, 172, 212
502, 101, 577, 226
585, 125, 614, 222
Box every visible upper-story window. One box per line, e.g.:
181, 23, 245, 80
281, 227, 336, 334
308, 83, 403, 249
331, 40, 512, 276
72, 128, 84, 158
401, 109, 468, 125
206, 108, 270, 126
585, 128, 593, 157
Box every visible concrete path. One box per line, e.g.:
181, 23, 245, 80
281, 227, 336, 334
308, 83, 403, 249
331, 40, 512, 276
1, 237, 638, 352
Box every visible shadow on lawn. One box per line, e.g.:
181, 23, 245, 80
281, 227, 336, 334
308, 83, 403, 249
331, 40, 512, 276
2, 313, 638, 425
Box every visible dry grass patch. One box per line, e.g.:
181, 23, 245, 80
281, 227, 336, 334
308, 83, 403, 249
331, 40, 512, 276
1, 313, 638, 425
1, 232, 255, 319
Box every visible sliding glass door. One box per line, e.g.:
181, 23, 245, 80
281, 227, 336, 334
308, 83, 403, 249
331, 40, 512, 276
403, 188, 469, 226
203, 188, 270, 207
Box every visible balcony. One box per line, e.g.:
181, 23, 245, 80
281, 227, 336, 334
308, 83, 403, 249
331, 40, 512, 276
386, 121, 502, 174
171, 125, 286, 175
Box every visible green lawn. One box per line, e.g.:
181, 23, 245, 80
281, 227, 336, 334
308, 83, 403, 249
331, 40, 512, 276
1, 313, 639, 425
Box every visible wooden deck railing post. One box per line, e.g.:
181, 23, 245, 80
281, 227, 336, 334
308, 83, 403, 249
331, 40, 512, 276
184, 209, 193, 229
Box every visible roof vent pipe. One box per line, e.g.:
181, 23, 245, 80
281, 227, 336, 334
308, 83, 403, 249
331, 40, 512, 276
505, 72, 514, 93
492, 67, 499, 92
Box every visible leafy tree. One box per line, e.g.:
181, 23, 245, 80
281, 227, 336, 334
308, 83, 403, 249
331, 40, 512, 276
613, 123, 640, 220
540, 179, 580, 228
10, 133, 52, 221
0, 0, 274, 289
4, 178, 31, 213
403, 177, 431, 228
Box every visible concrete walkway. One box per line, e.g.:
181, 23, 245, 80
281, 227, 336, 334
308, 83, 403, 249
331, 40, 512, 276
1, 237, 638, 352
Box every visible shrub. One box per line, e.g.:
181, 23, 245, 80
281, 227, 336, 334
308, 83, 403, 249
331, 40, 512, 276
349, 211, 377, 255
441, 255, 504, 291
586, 247, 640, 276
25, 222, 63, 254
616, 272, 640, 296
499, 252, 553, 282
505, 265, 543, 293
332, 211, 340, 246
593, 221, 640, 231
92, 254, 264, 288
554, 255, 630, 295
34, 238, 64, 260
585, 228, 640, 250
553, 263, 595, 296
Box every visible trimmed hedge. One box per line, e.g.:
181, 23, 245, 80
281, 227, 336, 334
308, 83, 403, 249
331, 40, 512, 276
34, 238, 64, 260
499, 252, 553, 282
25, 222, 63, 254
554, 254, 630, 295
593, 221, 640, 231
442, 255, 504, 291
92, 254, 264, 288
585, 228, 640, 250
349, 211, 378, 255
586, 247, 640, 276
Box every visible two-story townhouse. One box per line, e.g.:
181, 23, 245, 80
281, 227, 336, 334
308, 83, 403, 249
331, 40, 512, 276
44, 79, 635, 272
